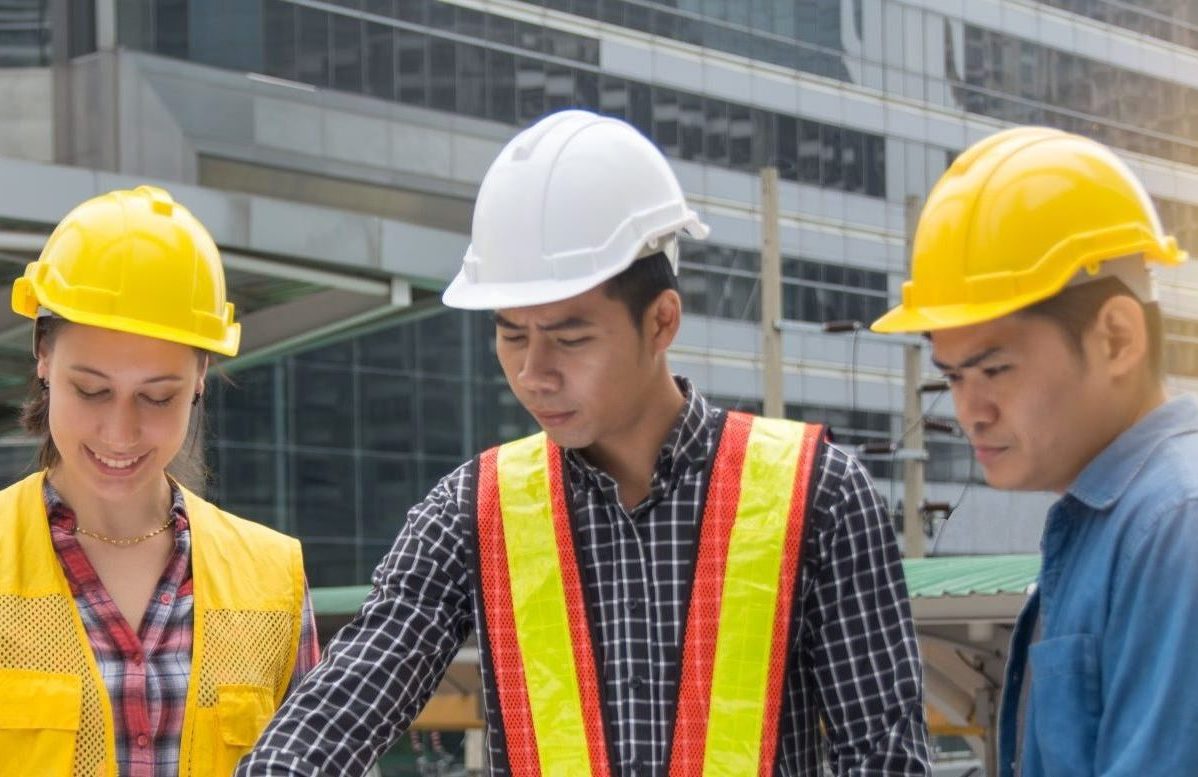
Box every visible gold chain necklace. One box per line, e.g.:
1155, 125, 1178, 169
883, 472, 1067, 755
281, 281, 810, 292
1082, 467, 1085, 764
73, 516, 175, 547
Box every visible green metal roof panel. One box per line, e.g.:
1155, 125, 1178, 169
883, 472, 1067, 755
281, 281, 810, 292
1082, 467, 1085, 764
311, 584, 372, 616
310, 555, 1042, 616
902, 554, 1040, 598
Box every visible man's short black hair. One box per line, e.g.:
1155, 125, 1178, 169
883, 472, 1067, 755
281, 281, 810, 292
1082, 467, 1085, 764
601, 251, 679, 330
1020, 276, 1164, 378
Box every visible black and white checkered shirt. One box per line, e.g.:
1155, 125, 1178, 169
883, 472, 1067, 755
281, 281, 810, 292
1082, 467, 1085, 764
239, 381, 929, 776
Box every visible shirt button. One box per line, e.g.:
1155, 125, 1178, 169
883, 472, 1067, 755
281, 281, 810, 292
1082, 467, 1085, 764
159, 593, 172, 604
136, 733, 149, 748
629, 676, 643, 690
132, 652, 144, 665
626, 599, 639, 612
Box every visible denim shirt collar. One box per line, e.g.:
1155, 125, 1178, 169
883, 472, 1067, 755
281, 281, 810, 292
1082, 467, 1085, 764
1067, 394, 1198, 511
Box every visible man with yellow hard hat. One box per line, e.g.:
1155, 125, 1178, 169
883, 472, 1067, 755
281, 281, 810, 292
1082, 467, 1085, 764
873, 126, 1198, 776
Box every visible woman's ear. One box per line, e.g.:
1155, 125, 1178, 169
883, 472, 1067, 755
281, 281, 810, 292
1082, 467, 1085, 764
195, 354, 210, 401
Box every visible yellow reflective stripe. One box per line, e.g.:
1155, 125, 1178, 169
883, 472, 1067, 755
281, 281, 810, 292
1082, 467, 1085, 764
497, 434, 592, 777
703, 417, 804, 776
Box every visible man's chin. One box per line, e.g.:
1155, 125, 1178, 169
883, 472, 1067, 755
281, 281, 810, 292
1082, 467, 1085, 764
539, 424, 594, 451
542, 431, 582, 450
982, 469, 1044, 493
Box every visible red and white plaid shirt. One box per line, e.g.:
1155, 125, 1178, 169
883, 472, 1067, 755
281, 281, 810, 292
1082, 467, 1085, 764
45, 481, 320, 777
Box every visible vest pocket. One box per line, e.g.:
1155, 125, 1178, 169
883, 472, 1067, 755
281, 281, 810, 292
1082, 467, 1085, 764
0, 667, 82, 776
194, 684, 275, 775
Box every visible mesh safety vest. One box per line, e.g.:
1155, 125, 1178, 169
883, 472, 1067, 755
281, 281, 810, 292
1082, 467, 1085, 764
0, 471, 305, 777
471, 412, 825, 777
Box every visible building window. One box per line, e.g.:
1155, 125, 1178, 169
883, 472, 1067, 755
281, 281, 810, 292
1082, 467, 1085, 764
788, 404, 896, 482
0, 0, 51, 66
678, 245, 890, 326
1164, 315, 1198, 379
953, 25, 1198, 166
131, 0, 891, 199
1153, 197, 1198, 261
1031, 0, 1198, 50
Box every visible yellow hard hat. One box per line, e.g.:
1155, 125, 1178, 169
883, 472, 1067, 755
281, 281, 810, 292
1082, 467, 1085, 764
871, 126, 1186, 333
12, 185, 240, 355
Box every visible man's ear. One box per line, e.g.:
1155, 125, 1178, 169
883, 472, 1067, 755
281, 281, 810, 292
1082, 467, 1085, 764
644, 289, 682, 355
1089, 295, 1149, 379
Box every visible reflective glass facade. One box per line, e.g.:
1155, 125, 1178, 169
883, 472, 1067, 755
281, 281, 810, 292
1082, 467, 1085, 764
679, 245, 890, 325
206, 308, 538, 586
1153, 197, 1198, 259
1033, 0, 1198, 50
1165, 316, 1198, 379
119, 0, 890, 195
114, 0, 1198, 175
0, 0, 50, 65
955, 25, 1198, 165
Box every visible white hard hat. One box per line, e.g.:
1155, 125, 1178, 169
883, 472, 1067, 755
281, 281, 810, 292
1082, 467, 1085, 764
442, 110, 710, 310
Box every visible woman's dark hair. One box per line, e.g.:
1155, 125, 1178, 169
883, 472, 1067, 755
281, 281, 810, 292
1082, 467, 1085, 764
1020, 276, 1163, 378
20, 317, 211, 492
601, 251, 679, 330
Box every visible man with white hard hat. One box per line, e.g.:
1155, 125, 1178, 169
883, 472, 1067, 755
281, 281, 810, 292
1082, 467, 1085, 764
241, 110, 930, 776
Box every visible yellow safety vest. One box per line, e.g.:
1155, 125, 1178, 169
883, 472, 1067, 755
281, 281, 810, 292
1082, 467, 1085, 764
472, 412, 825, 777
0, 471, 305, 777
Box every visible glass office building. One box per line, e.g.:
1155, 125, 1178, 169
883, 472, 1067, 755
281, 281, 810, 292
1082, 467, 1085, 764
2, 0, 1198, 576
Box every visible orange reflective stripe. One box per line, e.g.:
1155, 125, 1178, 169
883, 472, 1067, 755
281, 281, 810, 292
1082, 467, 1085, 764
497, 434, 591, 775
546, 442, 614, 777
670, 413, 821, 777
670, 412, 751, 777
477, 447, 543, 777
757, 421, 822, 776
491, 434, 609, 777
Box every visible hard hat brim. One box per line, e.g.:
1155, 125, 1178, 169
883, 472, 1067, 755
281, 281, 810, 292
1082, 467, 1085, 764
441, 263, 629, 311
15, 295, 241, 356
870, 298, 1033, 334
443, 219, 709, 311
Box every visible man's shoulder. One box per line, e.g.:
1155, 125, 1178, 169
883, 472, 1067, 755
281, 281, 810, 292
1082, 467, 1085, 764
424, 458, 478, 506
1094, 431, 1198, 575
1120, 429, 1198, 515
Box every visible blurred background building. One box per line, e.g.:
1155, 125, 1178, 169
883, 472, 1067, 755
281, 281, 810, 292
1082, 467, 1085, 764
2, 1, 1197, 773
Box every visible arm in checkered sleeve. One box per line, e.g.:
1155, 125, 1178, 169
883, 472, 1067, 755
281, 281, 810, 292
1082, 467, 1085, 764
236, 464, 476, 776
803, 449, 931, 776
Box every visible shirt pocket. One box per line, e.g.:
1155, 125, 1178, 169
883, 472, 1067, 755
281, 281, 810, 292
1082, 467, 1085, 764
1028, 633, 1100, 775
0, 667, 82, 777
193, 683, 275, 776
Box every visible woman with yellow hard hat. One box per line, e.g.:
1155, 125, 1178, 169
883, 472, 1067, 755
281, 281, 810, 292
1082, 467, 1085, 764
0, 186, 319, 776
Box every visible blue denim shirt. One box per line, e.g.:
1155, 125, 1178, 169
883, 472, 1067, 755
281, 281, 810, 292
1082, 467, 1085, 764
999, 395, 1198, 777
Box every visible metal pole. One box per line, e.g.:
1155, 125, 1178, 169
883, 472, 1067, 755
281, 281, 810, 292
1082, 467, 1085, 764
978, 686, 999, 777
902, 343, 925, 557
761, 166, 783, 419
274, 360, 289, 533
902, 195, 925, 558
